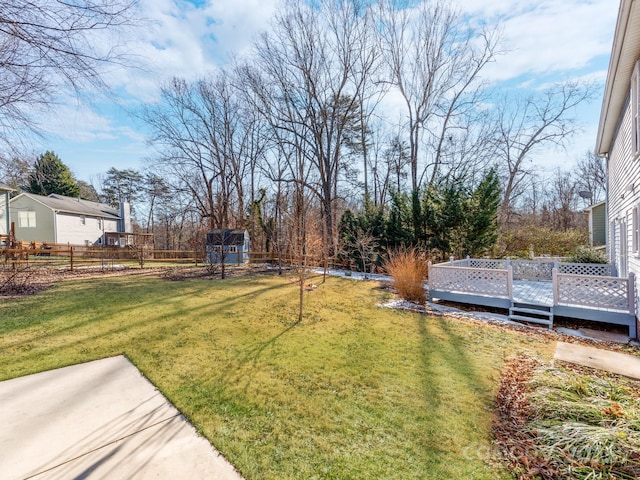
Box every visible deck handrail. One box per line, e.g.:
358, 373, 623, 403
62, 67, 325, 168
554, 269, 635, 312
429, 263, 510, 299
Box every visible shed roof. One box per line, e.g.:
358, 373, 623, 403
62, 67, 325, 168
206, 229, 248, 245
596, 0, 640, 154
0, 183, 15, 192
11, 193, 121, 220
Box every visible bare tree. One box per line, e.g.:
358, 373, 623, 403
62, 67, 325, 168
494, 81, 593, 223
377, 0, 498, 192
143, 72, 257, 232
0, 154, 32, 190
545, 169, 582, 231
575, 149, 606, 204
0, 0, 138, 149
244, 0, 379, 257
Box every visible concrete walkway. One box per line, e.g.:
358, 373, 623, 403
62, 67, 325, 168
0, 356, 243, 480
554, 341, 640, 380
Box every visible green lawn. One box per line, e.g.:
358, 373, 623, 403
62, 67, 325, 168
0, 272, 554, 479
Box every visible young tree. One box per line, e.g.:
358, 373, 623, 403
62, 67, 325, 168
27, 151, 80, 197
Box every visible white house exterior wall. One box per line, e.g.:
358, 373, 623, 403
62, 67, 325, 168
54, 213, 119, 246
607, 92, 640, 278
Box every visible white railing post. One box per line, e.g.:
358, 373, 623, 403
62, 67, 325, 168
628, 272, 636, 315
466, 255, 470, 267
428, 261, 432, 291
507, 265, 513, 300
449, 256, 454, 265
552, 267, 559, 306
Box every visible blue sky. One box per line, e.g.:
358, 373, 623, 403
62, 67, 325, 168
35, 0, 617, 184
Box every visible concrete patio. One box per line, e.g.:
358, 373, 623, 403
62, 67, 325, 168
0, 356, 243, 480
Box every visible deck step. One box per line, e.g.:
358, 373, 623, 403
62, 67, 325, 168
510, 307, 553, 317
509, 314, 553, 326
509, 302, 554, 330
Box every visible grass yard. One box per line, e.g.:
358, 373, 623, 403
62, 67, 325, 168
0, 271, 555, 479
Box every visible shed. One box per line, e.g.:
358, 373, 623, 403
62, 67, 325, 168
206, 229, 250, 264
584, 201, 606, 248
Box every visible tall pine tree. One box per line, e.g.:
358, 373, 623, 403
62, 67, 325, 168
27, 151, 80, 197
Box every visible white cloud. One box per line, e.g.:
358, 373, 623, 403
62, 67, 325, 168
460, 0, 616, 84
37, 0, 618, 181
101, 0, 281, 102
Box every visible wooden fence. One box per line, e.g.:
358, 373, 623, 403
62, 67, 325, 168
1, 244, 336, 270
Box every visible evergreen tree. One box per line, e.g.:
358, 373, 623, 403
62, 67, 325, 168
464, 168, 501, 257
100, 167, 144, 211
27, 151, 80, 197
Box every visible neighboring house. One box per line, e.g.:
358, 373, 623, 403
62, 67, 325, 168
584, 201, 606, 249
206, 229, 250, 264
596, 0, 640, 289
8, 192, 133, 246
0, 183, 14, 241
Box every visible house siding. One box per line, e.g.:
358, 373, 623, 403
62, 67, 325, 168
607, 92, 640, 277
55, 213, 119, 246
10, 196, 56, 243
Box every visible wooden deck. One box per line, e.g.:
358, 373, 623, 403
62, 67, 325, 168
428, 258, 638, 339
512, 281, 553, 305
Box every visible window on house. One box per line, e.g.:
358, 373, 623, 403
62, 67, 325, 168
227, 245, 238, 253
633, 61, 640, 155
18, 211, 36, 228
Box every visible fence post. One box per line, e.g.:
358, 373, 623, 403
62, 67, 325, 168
628, 272, 636, 315
427, 261, 432, 291
70, 246, 74, 271
466, 255, 470, 267
552, 268, 559, 306
449, 256, 454, 265
507, 265, 513, 301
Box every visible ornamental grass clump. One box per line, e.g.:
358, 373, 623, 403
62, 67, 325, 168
495, 358, 640, 480
383, 248, 428, 304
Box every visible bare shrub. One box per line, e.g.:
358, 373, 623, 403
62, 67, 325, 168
384, 248, 428, 304
0, 264, 39, 295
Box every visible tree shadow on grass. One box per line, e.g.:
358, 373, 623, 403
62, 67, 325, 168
415, 314, 497, 478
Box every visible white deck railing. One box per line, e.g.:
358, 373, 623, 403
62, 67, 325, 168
443, 257, 615, 281
554, 271, 635, 313
429, 264, 512, 299
430, 258, 632, 313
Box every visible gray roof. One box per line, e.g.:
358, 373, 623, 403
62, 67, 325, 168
206, 229, 248, 245
0, 183, 15, 192
17, 193, 121, 219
